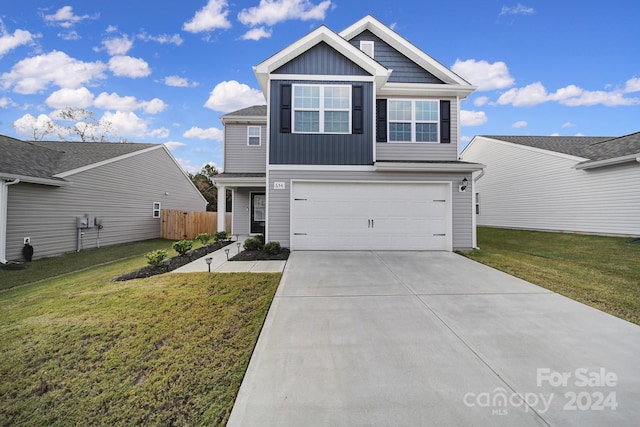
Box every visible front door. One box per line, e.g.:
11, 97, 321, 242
250, 192, 266, 234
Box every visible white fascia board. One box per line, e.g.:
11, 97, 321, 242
575, 153, 640, 170
268, 164, 376, 172
377, 83, 477, 99
253, 25, 390, 94
55, 145, 163, 178
471, 136, 589, 162
340, 15, 473, 87
270, 74, 375, 83
212, 177, 266, 187
374, 162, 485, 172
220, 116, 267, 125
0, 173, 66, 186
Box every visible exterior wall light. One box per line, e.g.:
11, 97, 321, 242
459, 177, 468, 192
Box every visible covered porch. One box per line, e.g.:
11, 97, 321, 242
212, 173, 266, 236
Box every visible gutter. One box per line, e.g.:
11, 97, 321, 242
575, 153, 640, 170
0, 178, 20, 264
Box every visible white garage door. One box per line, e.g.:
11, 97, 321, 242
291, 181, 451, 251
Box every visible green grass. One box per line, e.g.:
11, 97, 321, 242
458, 227, 640, 325
0, 239, 199, 291
0, 256, 281, 426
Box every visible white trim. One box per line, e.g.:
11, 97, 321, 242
221, 116, 267, 125
272, 74, 375, 82
212, 177, 267, 187
462, 136, 589, 162
0, 173, 66, 187
152, 201, 161, 218
55, 145, 163, 178
377, 83, 476, 99
387, 99, 440, 143
359, 40, 374, 58
374, 162, 485, 172
292, 83, 351, 134
575, 153, 640, 170
247, 125, 262, 146
289, 179, 453, 251
268, 164, 377, 172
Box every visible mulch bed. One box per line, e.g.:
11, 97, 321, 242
229, 248, 290, 261
113, 241, 232, 281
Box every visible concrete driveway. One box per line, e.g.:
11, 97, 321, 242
227, 251, 640, 426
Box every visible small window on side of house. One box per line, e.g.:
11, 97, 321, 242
360, 40, 374, 58
247, 126, 261, 146
153, 202, 161, 218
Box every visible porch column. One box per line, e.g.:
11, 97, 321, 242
217, 185, 226, 233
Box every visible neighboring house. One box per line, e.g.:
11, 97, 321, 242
0, 135, 206, 262
461, 133, 640, 236
213, 15, 484, 251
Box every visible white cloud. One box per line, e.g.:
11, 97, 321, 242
497, 81, 640, 107
176, 158, 203, 174
623, 77, 640, 93
137, 32, 183, 46
460, 135, 472, 143
94, 92, 166, 114
460, 110, 488, 126
0, 96, 14, 108
164, 75, 199, 87
452, 59, 515, 91
101, 111, 148, 138
204, 80, 265, 112
1, 51, 106, 94
45, 87, 94, 109
512, 120, 527, 128
106, 25, 118, 33
474, 96, 489, 107
241, 27, 272, 41
238, 0, 333, 26
108, 56, 151, 78
183, 0, 232, 33
183, 126, 224, 141
58, 30, 80, 41
0, 28, 37, 57
102, 35, 133, 56
44, 6, 98, 28
13, 113, 62, 139
499, 4, 535, 16
575, 132, 585, 136
562, 122, 575, 128
164, 141, 186, 150
550, 132, 560, 136
149, 127, 170, 138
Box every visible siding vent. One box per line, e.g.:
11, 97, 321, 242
360, 41, 374, 58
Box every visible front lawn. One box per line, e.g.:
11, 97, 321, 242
458, 227, 640, 325
0, 257, 281, 426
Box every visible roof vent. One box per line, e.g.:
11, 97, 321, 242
359, 40, 374, 58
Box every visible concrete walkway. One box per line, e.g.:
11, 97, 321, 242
228, 251, 640, 426
171, 239, 286, 273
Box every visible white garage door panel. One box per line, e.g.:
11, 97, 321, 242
291, 182, 451, 251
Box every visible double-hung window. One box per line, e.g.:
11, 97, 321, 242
247, 126, 261, 146
293, 84, 351, 134
388, 99, 439, 143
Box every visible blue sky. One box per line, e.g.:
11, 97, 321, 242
1, 0, 638, 173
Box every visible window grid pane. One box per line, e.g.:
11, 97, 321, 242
324, 111, 349, 133
294, 86, 319, 109
324, 86, 350, 109
416, 101, 438, 121
389, 123, 411, 142
388, 100, 411, 121
416, 123, 438, 142
294, 111, 319, 132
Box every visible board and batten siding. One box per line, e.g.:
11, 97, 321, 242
272, 41, 370, 76
224, 123, 266, 173
348, 30, 444, 84
462, 137, 640, 236
232, 187, 264, 235
376, 97, 459, 162
5, 147, 206, 260
267, 170, 473, 249
269, 80, 374, 165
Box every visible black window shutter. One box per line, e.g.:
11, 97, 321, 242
440, 100, 451, 144
280, 84, 292, 133
376, 99, 387, 142
352, 85, 363, 134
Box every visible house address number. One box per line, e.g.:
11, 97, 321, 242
274, 182, 286, 190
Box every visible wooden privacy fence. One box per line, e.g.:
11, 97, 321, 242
160, 210, 232, 240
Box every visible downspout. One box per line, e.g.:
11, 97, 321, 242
0, 179, 20, 264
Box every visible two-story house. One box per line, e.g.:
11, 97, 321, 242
214, 15, 484, 251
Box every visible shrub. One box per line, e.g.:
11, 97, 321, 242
145, 249, 168, 265
195, 233, 212, 245
243, 237, 264, 251
263, 241, 281, 255
256, 234, 265, 245
213, 231, 229, 242
172, 240, 193, 256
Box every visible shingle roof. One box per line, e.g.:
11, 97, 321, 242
221, 105, 267, 118
483, 133, 640, 162
0, 134, 158, 182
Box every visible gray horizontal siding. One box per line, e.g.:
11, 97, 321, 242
267, 170, 473, 249
5, 148, 206, 260
349, 30, 444, 84
270, 80, 373, 165
462, 138, 640, 236
376, 97, 459, 161
224, 124, 266, 173
232, 187, 265, 235
273, 41, 370, 76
